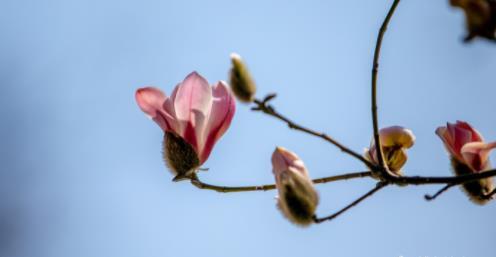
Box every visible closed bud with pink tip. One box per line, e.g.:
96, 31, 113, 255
271, 147, 318, 226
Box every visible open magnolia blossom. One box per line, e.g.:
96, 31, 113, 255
450, 0, 496, 42
136, 71, 236, 181
271, 147, 319, 226
436, 121, 496, 204
364, 126, 416, 175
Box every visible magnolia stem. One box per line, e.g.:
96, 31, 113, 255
313, 182, 388, 223
190, 171, 373, 193
252, 95, 376, 169
424, 184, 454, 201
389, 169, 496, 185
190, 169, 496, 193
371, 0, 401, 172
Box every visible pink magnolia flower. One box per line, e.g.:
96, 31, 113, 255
436, 121, 496, 172
364, 126, 416, 174
271, 147, 318, 226
436, 121, 496, 204
136, 71, 236, 181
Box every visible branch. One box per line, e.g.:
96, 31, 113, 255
388, 169, 496, 186
424, 184, 454, 201
252, 95, 376, 169
190, 171, 372, 193
313, 182, 388, 223
371, 0, 401, 172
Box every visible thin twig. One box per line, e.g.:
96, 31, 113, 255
371, 0, 401, 172
313, 182, 388, 223
424, 184, 454, 201
483, 188, 496, 200
190, 171, 373, 193
252, 95, 376, 169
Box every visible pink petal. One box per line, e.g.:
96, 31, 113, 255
135, 87, 176, 131
199, 81, 236, 163
447, 123, 468, 154
162, 84, 180, 133
456, 120, 484, 142
436, 126, 456, 154
461, 141, 496, 172
366, 145, 378, 165
173, 72, 213, 151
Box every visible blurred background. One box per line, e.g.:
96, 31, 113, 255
1, 0, 495, 256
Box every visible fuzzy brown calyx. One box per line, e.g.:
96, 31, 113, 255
277, 171, 319, 226
163, 132, 200, 181
451, 157, 494, 205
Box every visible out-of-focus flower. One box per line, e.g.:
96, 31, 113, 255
450, 0, 496, 42
136, 71, 236, 181
436, 121, 496, 204
229, 53, 257, 102
364, 126, 416, 175
271, 147, 318, 226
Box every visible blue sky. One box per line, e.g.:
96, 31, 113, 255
1, 0, 496, 257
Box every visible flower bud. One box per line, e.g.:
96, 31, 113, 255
229, 53, 257, 102
364, 126, 415, 175
163, 132, 200, 182
272, 147, 318, 226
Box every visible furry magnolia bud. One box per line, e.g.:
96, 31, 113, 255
229, 53, 257, 102
277, 170, 319, 226
272, 147, 319, 226
163, 132, 200, 182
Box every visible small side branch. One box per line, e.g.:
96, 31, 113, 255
252, 95, 376, 169
371, 0, 401, 171
313, 182, 388, 223
190, 171, 372, 193
424, 184, 454, 201
483, 188, 496, 200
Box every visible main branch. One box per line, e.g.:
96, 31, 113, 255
190, 171, 372, 193
371, 0, 401, 172
390, 169, 496, 185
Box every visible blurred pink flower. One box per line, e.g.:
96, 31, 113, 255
136, 71, 236, 179
436, 121, 496, 172
271, 147, 318, 226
